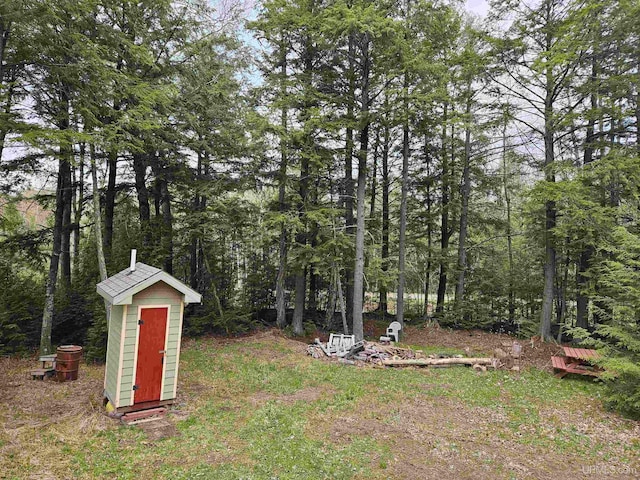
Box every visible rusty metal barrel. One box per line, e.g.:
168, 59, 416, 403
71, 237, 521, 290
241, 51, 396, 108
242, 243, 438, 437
55, 345, 82, 381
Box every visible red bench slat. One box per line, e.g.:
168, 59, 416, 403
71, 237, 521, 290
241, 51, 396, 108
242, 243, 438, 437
562, 347, 600, 361
551, 356, 566, 370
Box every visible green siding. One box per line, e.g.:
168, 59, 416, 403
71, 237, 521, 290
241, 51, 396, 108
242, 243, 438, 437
117, 281, 183, 406
104, 305, 123, 405
119, 300, 138, 406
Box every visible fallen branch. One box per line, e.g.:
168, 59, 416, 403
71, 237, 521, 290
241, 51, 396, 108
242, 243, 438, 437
382, 358, 493, 367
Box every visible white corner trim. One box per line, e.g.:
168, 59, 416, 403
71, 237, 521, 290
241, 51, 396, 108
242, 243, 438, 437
159, 304, 172, 401
114, 304, 128, 408
130, 305, 142, 406
172, 301, 185, 399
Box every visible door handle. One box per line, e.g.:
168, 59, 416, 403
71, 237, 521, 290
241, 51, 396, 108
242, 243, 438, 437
159, 350, 166, 354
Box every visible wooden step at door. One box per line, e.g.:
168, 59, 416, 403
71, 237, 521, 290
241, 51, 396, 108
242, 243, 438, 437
121, 407, 168, 425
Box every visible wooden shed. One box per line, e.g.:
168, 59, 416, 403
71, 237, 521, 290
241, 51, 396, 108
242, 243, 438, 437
97, 259, 201, 413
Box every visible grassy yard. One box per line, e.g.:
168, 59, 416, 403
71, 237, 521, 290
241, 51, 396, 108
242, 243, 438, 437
1, 329, 639, 479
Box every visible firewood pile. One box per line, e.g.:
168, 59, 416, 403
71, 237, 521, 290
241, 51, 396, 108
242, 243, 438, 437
306, 339, 520, 371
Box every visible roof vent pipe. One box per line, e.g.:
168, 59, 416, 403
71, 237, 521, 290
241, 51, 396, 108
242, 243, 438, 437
130, 249, 137, 272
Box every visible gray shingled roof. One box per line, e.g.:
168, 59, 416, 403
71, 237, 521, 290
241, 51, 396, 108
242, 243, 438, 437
97, 262, 202, 305
97, 262, 161, 298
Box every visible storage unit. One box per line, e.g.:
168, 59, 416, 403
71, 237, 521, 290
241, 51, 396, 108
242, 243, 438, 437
97, 260, 201, 413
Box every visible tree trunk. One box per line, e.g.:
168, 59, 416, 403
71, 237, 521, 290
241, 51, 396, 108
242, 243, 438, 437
40, 142, 71, 355
344, 33, 356, 334
160, 177, 173, 274
397, 77, 410, 330
59, 91, 73, 288
190, 151, 202, 290
370, 128, 379, 221
90, 144, 108, 282
455, 97, 472, 311
0, 21, 14, 161
90, 142, 111, 326
325, 266, 337, 328
292, 268, 306, 336
352, 32, 371, 343
0, 69, 14, 160
380, 119, 390, 317
275, 214, 288, 328
424, 134, 433, 318
151, 153, 173, 274
502, 123, 515, 326
60, 168, 73, 287
436, 103, 449, 315
576, 59, 598, 329
292, 17, 315, 336
189, 231, 198, 289
576, 247, 591, 329
540, 173, 556, 340
133, 152, 152, 249
153, 176, 162, 218
308, 248, 318, 316
276, 39, 289, 329
556, 245, 570, 341
0, 19, 8, 93
540, 25, 557, 341
72, 143, 84, 276
308, 177, 320, 317
104, 149, 118, 262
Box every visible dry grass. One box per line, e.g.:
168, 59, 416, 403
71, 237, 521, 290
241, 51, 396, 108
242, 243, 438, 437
0, 357, 113, 479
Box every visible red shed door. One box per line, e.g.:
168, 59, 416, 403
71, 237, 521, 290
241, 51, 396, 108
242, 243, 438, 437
134, 307, 168, 404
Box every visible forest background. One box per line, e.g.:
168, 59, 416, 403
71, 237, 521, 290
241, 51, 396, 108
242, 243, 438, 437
0, 0, 639, 416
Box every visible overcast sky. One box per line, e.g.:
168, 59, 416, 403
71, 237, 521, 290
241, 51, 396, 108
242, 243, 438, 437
466, 0, 489, 16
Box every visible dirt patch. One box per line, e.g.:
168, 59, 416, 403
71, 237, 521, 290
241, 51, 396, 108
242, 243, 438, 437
538, 402, 640, 447
0, 357, 108, 430
314, 396, 637, 480
0, 357, 114, 479
403, 326, 564, 370
183, 329, 310, 357
137, 417, 180, 441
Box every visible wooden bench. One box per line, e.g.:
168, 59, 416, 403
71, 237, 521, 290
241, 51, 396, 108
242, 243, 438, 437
39, 354, 57, 368
562, 347, 600, 362
30, 368, 55, 380
551, 355, 602, 378
30, 354, 57, 380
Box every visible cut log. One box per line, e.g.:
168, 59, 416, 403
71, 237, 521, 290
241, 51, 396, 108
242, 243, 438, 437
382, 357, 493, 367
